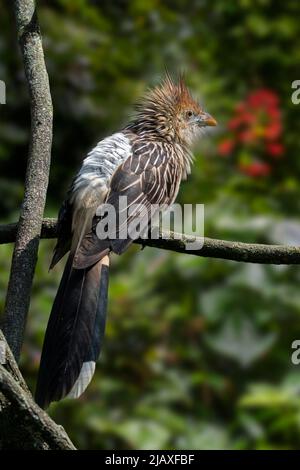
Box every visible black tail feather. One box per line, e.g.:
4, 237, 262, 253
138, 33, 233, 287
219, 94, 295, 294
35, 254, 109, 409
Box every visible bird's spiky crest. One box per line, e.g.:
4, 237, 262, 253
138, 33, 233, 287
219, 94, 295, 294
135, 73, 195, 120
129, 74, 201, 143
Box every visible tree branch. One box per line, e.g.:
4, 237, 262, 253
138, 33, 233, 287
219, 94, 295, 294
0, 330, 75, 450
2, 0, 53, 360
0, 330, 28, 392
1, 218, 300, 265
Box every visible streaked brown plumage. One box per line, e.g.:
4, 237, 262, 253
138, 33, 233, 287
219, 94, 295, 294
35, 74, 217, 408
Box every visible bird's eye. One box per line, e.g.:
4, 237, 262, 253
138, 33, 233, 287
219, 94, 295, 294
186, 110, 193, 119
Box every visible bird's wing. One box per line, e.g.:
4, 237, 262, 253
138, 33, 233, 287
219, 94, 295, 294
49, 196, 73, 269
50, 132, 133, 269
73, 140, 182, 269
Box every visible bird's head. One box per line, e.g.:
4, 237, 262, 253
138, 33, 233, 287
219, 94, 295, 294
133, 74, 217, 146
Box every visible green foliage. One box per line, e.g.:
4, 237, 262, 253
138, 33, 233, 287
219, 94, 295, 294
1, 0, 300, 450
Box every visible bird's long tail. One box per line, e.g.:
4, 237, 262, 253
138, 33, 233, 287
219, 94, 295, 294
35, 253, 109, 409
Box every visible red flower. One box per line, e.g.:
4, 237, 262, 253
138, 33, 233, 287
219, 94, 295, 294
241, 112, 256, 124
239, 161, 271, 177
228, 117, 243, 130
221, 88, 283, 177
228, 112, 256, 130
265, 121, 282, 141
266, 142, 284, 157
238, 129, 255, 143
218, 139, 234, 156
247, 89, 279, 109
267, 107, 281, 119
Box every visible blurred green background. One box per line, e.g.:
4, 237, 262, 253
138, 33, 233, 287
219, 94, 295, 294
1, 0, 300, 450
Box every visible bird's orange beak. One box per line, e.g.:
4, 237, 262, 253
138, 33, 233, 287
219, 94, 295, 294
201, 112, 217, 127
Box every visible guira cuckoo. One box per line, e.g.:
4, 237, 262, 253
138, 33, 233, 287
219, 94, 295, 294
35, 75, 217, 408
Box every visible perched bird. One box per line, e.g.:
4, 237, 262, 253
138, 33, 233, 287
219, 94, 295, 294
35, 74, 217, 409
